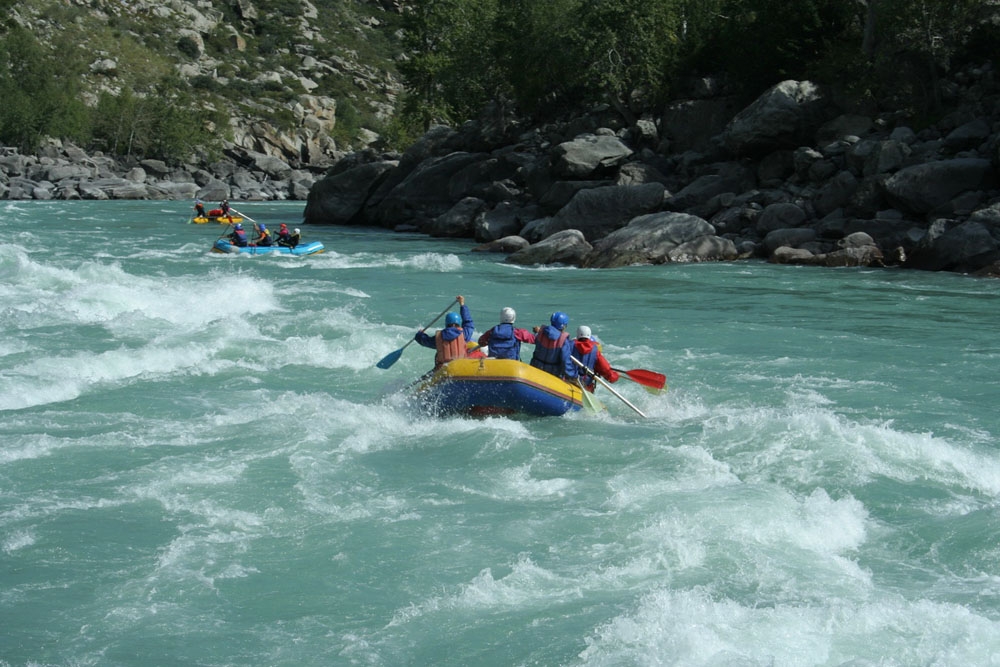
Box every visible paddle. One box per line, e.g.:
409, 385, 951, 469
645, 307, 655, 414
611, 367, 667, 393
571, 356, 647, 418
577, 378, 605, 413
230, 206, 255, 225
376, 298, 459, 369
213, 221, 235, 250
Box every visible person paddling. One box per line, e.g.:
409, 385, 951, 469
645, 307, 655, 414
530, 311, 577, 381
415, 295, 474, 368
571, 325, 619, 392
477, 307, 535, 360
276, 223, 294, 247
253, 223, 273, 246
228, 223, 248, 247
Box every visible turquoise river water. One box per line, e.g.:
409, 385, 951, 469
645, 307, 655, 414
2, 200, 1000, 666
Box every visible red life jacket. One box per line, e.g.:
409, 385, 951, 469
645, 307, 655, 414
435, 330, 467, 366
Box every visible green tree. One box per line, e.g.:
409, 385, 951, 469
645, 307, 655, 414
399, 0, 499, 130
91, 85, 225, 164
572, 0, 686, 122
707, 0, 853, 93
492, 0, 583, 116
866, 0, 985, 115
0, 25, 90, 151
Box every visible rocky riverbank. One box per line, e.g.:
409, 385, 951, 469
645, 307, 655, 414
0, 141, 318, 203
304, 62, 1000, 277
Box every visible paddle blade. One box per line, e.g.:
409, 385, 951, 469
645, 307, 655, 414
614, 368, 667, 391
376, 348, 403, 369
578, 382, 605, 413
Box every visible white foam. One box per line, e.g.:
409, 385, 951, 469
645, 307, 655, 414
578, 589, 1000, 665
2, 529, 36, 553
304, 251, 463, 272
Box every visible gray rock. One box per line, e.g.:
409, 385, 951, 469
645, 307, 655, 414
762, 227, 818, 254
915, 220, 1000, 272
506, 229, 593, 266
584, 211, 716, 268
756, 202, 806, 234
196, 179, 231, 201
666, 162, 755, 211
367, 151, 488, 228
814, 171, 859, 217
426, 196, 486, 237
883, 158, 995, 214
547, 182, 666, 241
667, 235, 738, 263
539, 180, 613, 212
472, 235, 531, 254
722, 80, 831, 156
139, 159, 171, 176
46, 164, 94, 181
474, 202, 523, 242
943, 118, 991, 153
551, 133, 633, 178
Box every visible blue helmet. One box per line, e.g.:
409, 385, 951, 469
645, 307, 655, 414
445, 312, 462, 326
234, 223, 243, 230
550, 311, 569, 329
259, 223, 266, 230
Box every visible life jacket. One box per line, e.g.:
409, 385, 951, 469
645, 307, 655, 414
530, 328, 569, 376
572, 340, 600, 390
435, 330, 467, 366
231, 229, 248, 246
256, 230, 272, 246
487, 323, 520, 360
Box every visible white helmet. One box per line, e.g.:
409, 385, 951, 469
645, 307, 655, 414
576, 325, 592, 339
294, 228, 300, 234
500, 307, 516, 324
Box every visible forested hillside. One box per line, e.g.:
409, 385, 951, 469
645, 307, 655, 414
0, 0, 406, 166
0, 0, 997, 170
397, 0, 998, 132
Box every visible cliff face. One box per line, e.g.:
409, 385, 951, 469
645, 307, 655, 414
303, 66, 1000, 277
8, 0, 406, 169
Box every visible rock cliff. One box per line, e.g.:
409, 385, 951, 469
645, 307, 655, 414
304, 66, 1000, 276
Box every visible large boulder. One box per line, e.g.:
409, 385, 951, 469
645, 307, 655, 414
196, 179, 230, 201
539, 180, 614, 212
546, 183, 666, 241
248, 152, 293, 180
474, 202, 524, 242
882, 158, 996, 214
664, 162, 756, 212
472, 235, 530, 254
551, 133, 633, 178
426, 196, 486, 237
667, 235, 739, 263
943, 118, 991, 153
506, 229, 593, 266
584, 211, 723, 268
907, 220, 1000, 272
721, 80, 832, 156
366, 151, 489, 228
756, 202, 806, 234
304, 159, 396, 225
